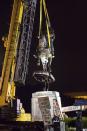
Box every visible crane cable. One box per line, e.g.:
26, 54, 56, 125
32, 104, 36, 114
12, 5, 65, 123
43, 0, 51, 48
39, 0, 51, 48
39, 0, 42, 37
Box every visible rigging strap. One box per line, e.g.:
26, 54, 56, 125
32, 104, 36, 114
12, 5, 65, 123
39, 0, 51, 48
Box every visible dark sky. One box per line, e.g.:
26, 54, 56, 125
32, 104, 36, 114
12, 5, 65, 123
0, 0, 87, 98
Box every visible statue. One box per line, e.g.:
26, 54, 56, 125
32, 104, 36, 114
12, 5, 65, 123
33, 28, 55, 90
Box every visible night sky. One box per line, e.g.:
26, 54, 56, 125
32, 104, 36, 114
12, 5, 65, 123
0, 0, 87, 110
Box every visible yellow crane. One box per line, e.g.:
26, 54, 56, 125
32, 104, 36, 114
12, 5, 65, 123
0, 0, 23, 106
0, 0, 31, 121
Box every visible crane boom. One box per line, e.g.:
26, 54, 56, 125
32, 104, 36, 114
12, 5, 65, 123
14, 0, 37, 84
0, 0, 23, 106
